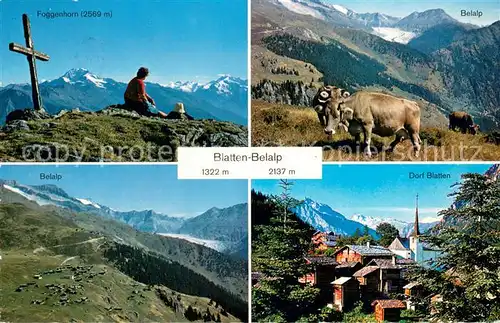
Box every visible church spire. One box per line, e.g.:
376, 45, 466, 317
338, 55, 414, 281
413, 194, 420, 237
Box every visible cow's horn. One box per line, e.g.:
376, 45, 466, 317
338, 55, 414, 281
319, 91, 329, 99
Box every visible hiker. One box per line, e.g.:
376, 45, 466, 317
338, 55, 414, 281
124, 67, 168, 118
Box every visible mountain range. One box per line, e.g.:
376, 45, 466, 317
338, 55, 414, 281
290, 197, 444, 238
291, 198, 379, 237
252, 0, 500, 130
0, 179, 247, 259
0, 180, 248, 321
0, 68, 248, 125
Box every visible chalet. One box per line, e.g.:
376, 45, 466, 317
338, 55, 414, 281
334, 243, 394, 266
365, 258, 405, 294
335, 261, 363, 278
372, 299, 406, 323
299, 256, 337, 287
331, 277, 360, 312
311, 231, 339, 252
353, 266, 380, 302
403, 282, 423, 310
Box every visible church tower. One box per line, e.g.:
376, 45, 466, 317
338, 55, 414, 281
409, 194, 420, 261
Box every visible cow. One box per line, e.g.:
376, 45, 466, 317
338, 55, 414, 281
312, 85, 349, 132
313, 86, 422, 157
448, 111, 479, 134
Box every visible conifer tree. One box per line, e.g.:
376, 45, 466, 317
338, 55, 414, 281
408, 172, 500, 321
252, 181, 321, 322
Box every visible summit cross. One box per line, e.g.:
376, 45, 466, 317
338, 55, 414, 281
9, 14, 50, 111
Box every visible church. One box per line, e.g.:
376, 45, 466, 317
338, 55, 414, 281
388, 195, 442, 268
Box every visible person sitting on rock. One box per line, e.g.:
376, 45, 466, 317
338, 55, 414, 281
166, 103, 194, 120
124, 67, 168, 118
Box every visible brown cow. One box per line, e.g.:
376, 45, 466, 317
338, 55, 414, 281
314, 86, 422, 157
312, 85, 350, 133
449, 111, 479, 134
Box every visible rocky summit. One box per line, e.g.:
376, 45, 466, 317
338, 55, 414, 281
0, 106, 248, 162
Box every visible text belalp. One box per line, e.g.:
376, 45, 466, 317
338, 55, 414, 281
461, 10, 483, 18
214, 152, 283, 163
40, 173, 63, 181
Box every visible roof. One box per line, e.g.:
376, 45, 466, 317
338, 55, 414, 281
388, 237, 410, 250
397, 258, 417, 266
353, 266, 379, 277
331, 277, 352, 285
337, 261, 360, 268
324, 241, 337, 247
403, 282, 421, 289
305, 256, 338, 266
366, 258, 399, 269
345, 244, 394, 256
371, 299, 406, 309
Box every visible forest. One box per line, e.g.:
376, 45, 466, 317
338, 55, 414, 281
103, 242, 248, 321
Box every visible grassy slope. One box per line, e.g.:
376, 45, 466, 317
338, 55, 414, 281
0, 111, 247, 162
251, 45, 324, 86
252, 100, 500, 161
0, 252, 237, 322
0, 199, 245, 322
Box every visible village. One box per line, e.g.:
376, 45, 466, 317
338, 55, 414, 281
253, 196, 445, 322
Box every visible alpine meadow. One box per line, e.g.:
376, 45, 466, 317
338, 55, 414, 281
251, 0, 500, 161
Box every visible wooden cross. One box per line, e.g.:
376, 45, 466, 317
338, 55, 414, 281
9, 14, 50, 111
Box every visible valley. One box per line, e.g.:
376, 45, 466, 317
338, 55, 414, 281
0, 177, 248, 322
251, 0, 500, 160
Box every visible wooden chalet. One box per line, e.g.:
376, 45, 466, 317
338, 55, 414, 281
335, 261, 363, 277
403, 282, 423, 310
300, 256, 338, 286
331, 277, 360, 312
365, 258, 406, 294
311, 231, 339, 252
334, 243, 394, 266
371, 299, 406, 322
353, 265, 380, 303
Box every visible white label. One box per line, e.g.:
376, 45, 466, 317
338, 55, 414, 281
177, 147, 322, 179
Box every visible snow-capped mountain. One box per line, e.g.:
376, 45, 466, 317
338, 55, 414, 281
349, 214, 409, 233
400, 221, 441, 237
0, 179, 247, 258
356, 12, 401, 28
0, 69, 248, 125
0, 179, 183, 233
269, 0, 466, 44
202, 75, 248, 96
395, 8, 459, 32
291, 198, 378, 237
163, 80, 203, 93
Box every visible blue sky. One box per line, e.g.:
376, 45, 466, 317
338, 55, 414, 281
1, 0, 248, 85
0, 165, 248, 218
328, 0, 499, 25
252, 164, 494, 223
